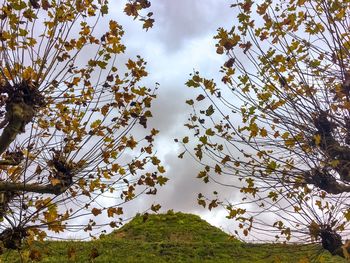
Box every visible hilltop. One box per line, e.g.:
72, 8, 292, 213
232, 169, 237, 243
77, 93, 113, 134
107, 210, 234, 243
1, 211, 346, 262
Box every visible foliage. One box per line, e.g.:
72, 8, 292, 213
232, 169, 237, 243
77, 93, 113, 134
182, 0, 350, 259
1, 212, 344, 262
0, 0, 165, 254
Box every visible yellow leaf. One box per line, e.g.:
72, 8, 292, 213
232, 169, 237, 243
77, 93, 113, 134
344, 209, 350, 221
119, 167, 126, 175
330, 159, 339, 167
285, 138, 295, 148
101, 105, 109, 116
22, 67, 35, 80
126, 136, 137, 149
344, 101, 350, 110
260, 127, 268, 137
281, 132, 289, 140
50, 178, 61, 186
250, 123, 259, 137
72, 77, 80, 85
221, 155, 231, 164
50, 224, 65, 233
158, 166, 165, 173
308, 221, 320, 239
111, 163, 120, 172
215, 164, 222, 174
314, 134, 321, 146
107, 207, 116, 217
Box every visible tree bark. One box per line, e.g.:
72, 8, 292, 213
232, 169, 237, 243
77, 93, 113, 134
0, 103, 34, 157
0, 182, 66, 195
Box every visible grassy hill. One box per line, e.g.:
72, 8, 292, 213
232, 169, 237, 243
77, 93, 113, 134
1, 211, 347, 262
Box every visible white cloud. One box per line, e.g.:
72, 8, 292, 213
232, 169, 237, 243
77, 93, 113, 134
61, 0, 236, 237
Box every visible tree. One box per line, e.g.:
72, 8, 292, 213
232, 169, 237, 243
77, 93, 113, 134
182, 0, 350, 259
0, 0, 166, 253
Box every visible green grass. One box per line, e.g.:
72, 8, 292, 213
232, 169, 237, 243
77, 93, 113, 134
1, 211, 347, 262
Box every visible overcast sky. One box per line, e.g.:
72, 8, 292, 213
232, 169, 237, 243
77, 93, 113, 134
95, 0, 241, 235
39, 1, 256, 241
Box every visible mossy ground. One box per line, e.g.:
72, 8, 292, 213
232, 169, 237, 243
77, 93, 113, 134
1, 212, 346, 262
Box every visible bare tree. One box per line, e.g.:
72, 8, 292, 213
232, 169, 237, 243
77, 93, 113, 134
182, 0, 350, 258
0, 0, 166, 252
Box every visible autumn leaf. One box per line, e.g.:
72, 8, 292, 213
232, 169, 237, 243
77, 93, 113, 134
216, 46, 224, 54
205, 105, 214, 116
178, 151, 185, 159
151, 204, 161, 212
107, 207, 123, 217
196, 94, 206, 101
182, 136, 189, 143
215, 164, 222, 174
198, 199, 206, 208
92, 208, 102, 216
243, 229, 249, 236
29, 249, 42, 261
41, 0, 51, 10
313, 134, 321, 146
67, 247, 76, 261
205, 128, 215, 136
157, 165, 165, 173
50, 178, 61, 186
181, 0, 350, 259
89, 248, 99, 260
344, 209, 350, 221
260, 127, 268, 137
186, 78, 201, 88
143, 18, 154, 30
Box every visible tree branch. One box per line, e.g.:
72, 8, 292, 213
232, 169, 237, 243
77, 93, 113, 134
0, 160, 21, 166
0, 103, 34, 157
304, 169, 350, 194
0, 182, 67, 195
314, 111, 350, 182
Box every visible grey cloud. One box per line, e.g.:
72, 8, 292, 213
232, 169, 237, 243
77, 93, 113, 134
152, 0, 233, 51
67, 1, 237, 236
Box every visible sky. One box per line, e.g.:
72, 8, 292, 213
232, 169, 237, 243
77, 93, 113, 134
102, 0, 240, 235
